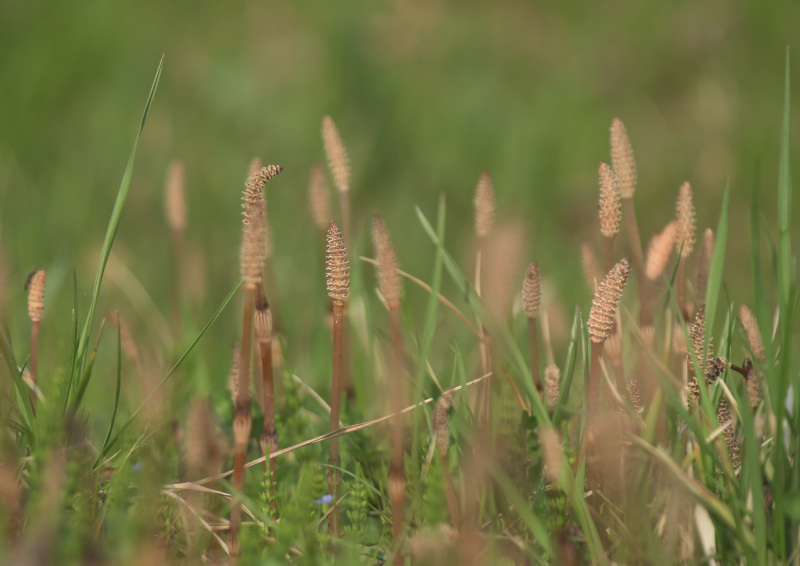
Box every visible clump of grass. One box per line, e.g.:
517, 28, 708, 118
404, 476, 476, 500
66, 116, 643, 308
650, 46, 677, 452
325, 219, 349, 536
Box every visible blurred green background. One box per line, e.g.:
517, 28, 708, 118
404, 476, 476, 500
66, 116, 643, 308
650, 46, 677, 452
1, 0, 798, 405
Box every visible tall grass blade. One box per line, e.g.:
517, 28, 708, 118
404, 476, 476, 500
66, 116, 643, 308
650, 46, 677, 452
97, 318, 124, 461
68, 54, 164, 408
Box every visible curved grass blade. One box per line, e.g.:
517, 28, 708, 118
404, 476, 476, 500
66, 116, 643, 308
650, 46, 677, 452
68, 54, 164, 409
0, 326, 33, 435
94, 277, 242, 468
97, 317, 123, 460
552, 306, 581, 427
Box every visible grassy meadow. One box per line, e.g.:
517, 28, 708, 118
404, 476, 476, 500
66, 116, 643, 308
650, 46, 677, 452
1, 2, 800, 564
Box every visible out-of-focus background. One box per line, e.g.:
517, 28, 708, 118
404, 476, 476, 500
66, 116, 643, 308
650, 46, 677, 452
1, 1, 798, 396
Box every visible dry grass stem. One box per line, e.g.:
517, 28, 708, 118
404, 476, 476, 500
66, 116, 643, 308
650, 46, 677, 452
255, 284, 277, 521
580, 241, 602, 292
645, 221, 677, 282
230, 164, 281, 558
165, 160, 187, 340
675, 182, 696, 319
27, 269, 46, 409
309, 163, 331, 234
695, 228, 715, 306
432, 393, 459, 527
326, 220, 349, 536
523, 262, 542, 390
371, 214, 406, 562
322, 116, 352, 244
473, 171, 495, 240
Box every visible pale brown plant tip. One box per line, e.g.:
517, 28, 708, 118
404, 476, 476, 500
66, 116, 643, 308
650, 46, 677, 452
580, 241, 602, 291
539, 426, 564, 484
326, 220, 350, 305
309, 163, 331, 231
248, 157, 263, 179
588, 258, 631, 343
645, 221, 677, 280
739, 304, 765, 363
610, 118, 637, 199
598, 162, 621, 238
743, 357, 761, 409
432, 392, 452, 456
241, 165, 282, 285
473, 171, 495, 239
371, 214, 402, 306
522, 261, 541, 319
164, 160, 186, 233
695, 228, 715, 305
322, 115, 351, 194
676, 182, 696, 258
627, 377, 642, 414
27, 270, 46, 322
544, 363, 561, 409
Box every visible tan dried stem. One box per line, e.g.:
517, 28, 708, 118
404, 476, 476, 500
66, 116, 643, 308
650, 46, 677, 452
432, 393, 459, 528
165, 160, 187, 234
676, 182, 696, 319
474, 171, 495, 240
695, 229, 715, 307
165, 160, 187, 340
523, 262, 542, 391
598, 162, 621, 271
255, 283, 277, 521
230, 166, 281, 557
580, 241, 602, 292
545, 364, 561, 409
309, 163, 331, 234
326, 221, 349, 536
322, 116, 351, 244
27, 270, 45, 409
371, 214, 406, 561
645, 221, 677, 282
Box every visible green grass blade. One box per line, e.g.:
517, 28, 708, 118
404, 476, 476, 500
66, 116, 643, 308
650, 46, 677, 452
0, 325, 33, 435
70, 54, 164, 407
94, 277, 241, 467
96, 317, 123, 464
777, 48, 792, 311
552, 306, 581, 426
416, 193, 446, 383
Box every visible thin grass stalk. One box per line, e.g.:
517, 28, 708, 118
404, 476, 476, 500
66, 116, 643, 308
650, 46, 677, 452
255, 283, 277, 521
473, 172, 494, 428
326, 220, 349, 537
230, 164, 282, 559
165, 160, 186, 342
229, 286, 254, 560
371, 214, 405, 563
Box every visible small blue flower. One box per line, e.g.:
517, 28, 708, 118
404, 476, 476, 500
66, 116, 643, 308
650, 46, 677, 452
314, 494, 334, 505
132, 462, 143, 472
